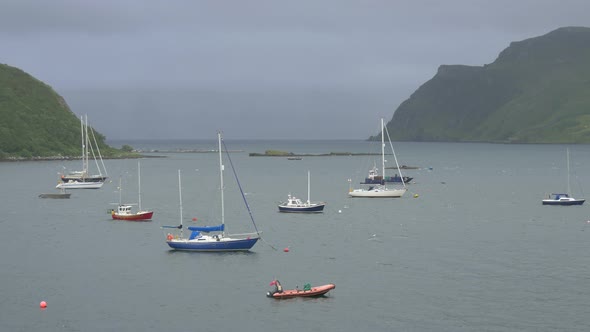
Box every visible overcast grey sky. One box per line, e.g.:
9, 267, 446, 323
2, 0, 590, 140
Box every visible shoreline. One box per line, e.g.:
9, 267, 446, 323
0, 154, 164, 162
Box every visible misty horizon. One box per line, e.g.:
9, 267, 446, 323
3, 1, 590, 140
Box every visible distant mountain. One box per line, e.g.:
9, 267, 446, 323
0, 63, 120, 159
379, 27, 590, 143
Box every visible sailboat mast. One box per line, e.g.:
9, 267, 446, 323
80, 116, 85, 173
138, 161, 142, 211
567, 148, 571, 195
218, 132, 225, 233
118, 176, 122, 205
85, 115, 90, 178
381, 118, 386, 182
307, 170, 311, 204
178, 169, 183, 237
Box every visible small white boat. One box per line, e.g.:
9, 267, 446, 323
542, 148, 585, 206
56, 181, 103, 189
542, 193, 585, 206
349, 185, 406, 198
278, 171, 326, 213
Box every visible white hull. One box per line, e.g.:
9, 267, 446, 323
56, 181, 103, 189
349, 187, 406, 198
349, 118, 407, 198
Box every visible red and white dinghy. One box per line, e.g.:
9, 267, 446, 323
111, 161, 154, 221
267, 283, 335, 299
111, 205, 153, 221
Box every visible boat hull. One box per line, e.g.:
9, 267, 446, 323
112, 211, 154, 221
39, 193, 71, 199
61, 175, 107, 183
349, 188, 406, 198
166, 237, 259, 251
542, 199, 585, 206
267, 284, 335, 299
278, 204, 325, 213
56, 181, 103, 189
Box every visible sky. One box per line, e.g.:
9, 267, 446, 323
2, 0, 590, 140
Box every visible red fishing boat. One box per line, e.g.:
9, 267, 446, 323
111, 205, 154, 221
267, 280, 335, 299
111, 162, 154, 221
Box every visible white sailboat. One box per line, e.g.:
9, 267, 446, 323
542, 148, 585, 206
349, 118, 407, 198
57, 115, 108, 189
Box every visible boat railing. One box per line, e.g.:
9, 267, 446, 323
228, 231, 262, 238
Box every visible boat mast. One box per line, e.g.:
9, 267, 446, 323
138, 161, 142, 211
118, 176, 122, 205
178, 169, 183, 238
307, 170, 311, 204
381, 118, 386, 186
567, 148, 571, 196
218, 132, 225, 235
80, 115, 85, 175
85, 115, 90, 179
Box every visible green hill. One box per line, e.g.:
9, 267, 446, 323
0, 63, 123, 159
380, 27, 590, 143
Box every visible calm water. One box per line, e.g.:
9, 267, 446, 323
1, 140, 590, 331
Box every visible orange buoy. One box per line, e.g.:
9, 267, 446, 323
192, 217, 197, 221
40, 301, 47, 308
283, 247, 290, 252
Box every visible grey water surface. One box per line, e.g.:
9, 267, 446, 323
1, 140, 589, 331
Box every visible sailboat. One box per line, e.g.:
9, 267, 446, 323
163, 132, 261, 251
542, 148, 585, 206
349, 118, 407, 198
360, 161, 413, 184
111, 161, 154, 221
278, 171, 326, 213
57, 115, 108, 189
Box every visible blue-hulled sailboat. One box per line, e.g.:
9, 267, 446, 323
162, 132, 260, 251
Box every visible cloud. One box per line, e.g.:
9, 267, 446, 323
2, 0, 590, 139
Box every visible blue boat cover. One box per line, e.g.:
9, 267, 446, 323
188, 224, 224, 232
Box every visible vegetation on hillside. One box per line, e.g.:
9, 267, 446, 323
378, 27, 590, 143
0, 63, 134, 159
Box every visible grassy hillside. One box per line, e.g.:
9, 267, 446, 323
381, 27, 590, 143
0, 63, 123, 159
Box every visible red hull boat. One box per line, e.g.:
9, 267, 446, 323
111, 162, 153, 221
267, 283, 335, 299
111, 208, 153, 221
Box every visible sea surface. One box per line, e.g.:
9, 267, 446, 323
1, 140, 590, 332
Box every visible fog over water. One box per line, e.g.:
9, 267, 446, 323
2, 0, 590, 139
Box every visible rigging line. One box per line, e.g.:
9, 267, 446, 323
89, 124, 108, 177
260, 237, 278, 251
221, 138, 261, 236
221, 139, 276, 252
383, 123, 406, 187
